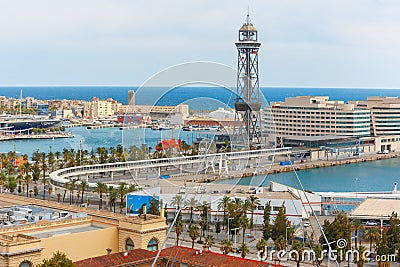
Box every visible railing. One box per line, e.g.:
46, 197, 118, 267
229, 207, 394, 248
50, 147, 292, 187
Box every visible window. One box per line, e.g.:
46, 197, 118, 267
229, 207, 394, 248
147, 238, 158, 251
125, 238, 134, 251
19, 262, 32, 267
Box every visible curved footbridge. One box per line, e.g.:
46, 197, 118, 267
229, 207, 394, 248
50, 147, 292, 189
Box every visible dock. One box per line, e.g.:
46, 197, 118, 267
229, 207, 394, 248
0, 132, 74, 141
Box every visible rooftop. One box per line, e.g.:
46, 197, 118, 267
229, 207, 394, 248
75, 246, 287, 267
350, 198, 400, 219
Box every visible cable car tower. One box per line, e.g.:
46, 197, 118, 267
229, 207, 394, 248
232, 12, 262, 149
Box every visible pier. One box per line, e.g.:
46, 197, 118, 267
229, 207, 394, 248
0, 132, 74, 141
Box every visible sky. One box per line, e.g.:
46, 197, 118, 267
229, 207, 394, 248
1, 0, 400, 88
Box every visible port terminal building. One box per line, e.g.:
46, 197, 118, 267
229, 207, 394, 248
128, 181, 321, 226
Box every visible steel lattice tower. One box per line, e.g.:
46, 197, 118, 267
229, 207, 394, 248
232, 13, 262, 149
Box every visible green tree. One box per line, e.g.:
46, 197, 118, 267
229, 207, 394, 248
386, 212, 400, 255
352, 219, 362, 249
274, 235, 286, 251
95, 182, 107, 210
354, 245, 368, 267
174, 217, 184, 246
256, 238, 268, 261
319, 211, 352, 251
189, 225, 200, 248
220, 238, 233, 255
271, 203, 288, 240
291, 240, 305, 267
263, 201, 272, 240
239, 215, 249, 244
215, 221, 221, 235
364, 226, 379, 252
217, 195, 230, 230
5, 176, 17, 193
171, 194, 184, 212
239, 243, 249, 258
185, 197, 199, 225
205, 234, 215, 249
376, 230, 391, 267
108, 187, 118, 213
79, 181, 89, 205
148, 197, 160, 215
246, 195, 260, 229
37, 251, 75, 267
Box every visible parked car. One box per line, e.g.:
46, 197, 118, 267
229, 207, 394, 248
365, 221, 379, 226
303, 222, 311, 227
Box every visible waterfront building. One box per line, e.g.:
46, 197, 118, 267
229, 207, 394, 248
132, 181, 320, 226
37, 104, 49, 116
264, 96, 371, 146
350, 198, 400, 223
350, 96, 400, 136
0, 194, 167, 267
209, 108, 236, 120
0, 96, 7, 108
119, 104, 189, 119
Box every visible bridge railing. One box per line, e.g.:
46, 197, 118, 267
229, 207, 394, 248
50, 147, 292, 187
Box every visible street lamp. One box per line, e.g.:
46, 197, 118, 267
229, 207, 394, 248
285, 226, 291, 252
227, 217, 234, 241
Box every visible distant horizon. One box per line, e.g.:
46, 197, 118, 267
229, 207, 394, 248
1, 85, 400, 90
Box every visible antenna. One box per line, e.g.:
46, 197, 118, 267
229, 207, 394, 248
19, 89, 22, 117
246, 7, 251, 25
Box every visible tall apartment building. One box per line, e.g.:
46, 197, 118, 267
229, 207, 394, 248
265, 96, 371, 141
350, 96, 400, 136
84, 98, 117, 118
128, 90, 135, 106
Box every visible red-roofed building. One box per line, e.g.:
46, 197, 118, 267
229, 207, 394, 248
75, 246, 287, 267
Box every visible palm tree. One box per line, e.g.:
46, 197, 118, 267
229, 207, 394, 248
364, 226, 379, 252
239, 243, 249, 258
67, 179, 77, 205
185, 197, 199, 225
0, 172, 6, 192
118, 182, 130, 213
256, 238, 268, 262
189, 225, 200, 248
353, 219, 362, 248
108, 186, 118, 213
171, 195, 184, 213
219, 239, 233, 255
95, 182, 107, 210
274, 235, 287, 251
205, 235, 215, 249
354, 245, 368, 267
247, 195, 260, 229
40, 153, 48, 200
240, 216, 249, 244
217, 196, 230, 230
24, 173, 32, 197
174, 218, 184, 246
79, 181, 89, 205
291, 240, 305, 267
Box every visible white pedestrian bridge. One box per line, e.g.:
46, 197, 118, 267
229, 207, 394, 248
50, 147, 292, 189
